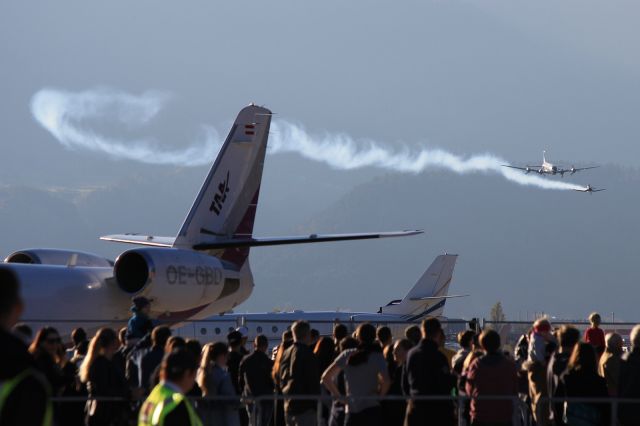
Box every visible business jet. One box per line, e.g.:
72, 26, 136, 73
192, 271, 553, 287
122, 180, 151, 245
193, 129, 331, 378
1, 104, 421, 335
574, 185, 605, 194
503, 151, 598, 177
174, 254, 466, 342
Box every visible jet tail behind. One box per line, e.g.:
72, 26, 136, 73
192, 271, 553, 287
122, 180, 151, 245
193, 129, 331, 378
380, 254, 459, 320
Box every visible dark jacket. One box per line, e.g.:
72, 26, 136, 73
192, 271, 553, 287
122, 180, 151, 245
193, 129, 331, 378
560, 368, 609, 426
139, 346, 164, 391
0, 329, 49, 426
32, 349, 66, 396
227, 350, 244, 395
85, 355, 128, 426
163, 400, 191, 426
547, 350, 571, 425
618, 349, 640, 425
465, 353, 518, 424
278, 342, 320, 415
239, 350, 274, 397
402, 339, 456, 426
126, 313, 153, 340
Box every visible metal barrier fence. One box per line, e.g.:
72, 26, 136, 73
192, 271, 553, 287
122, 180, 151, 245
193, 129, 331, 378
48, 393, 640, 426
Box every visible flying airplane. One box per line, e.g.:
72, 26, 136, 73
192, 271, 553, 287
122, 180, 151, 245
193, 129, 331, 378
502, 150, 598, 177
574, 185, 605, 194
173, 254, 465, 342
1, 104, 422, 335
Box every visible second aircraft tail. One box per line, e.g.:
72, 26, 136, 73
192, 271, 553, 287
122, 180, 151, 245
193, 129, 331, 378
380, 254, 461, 320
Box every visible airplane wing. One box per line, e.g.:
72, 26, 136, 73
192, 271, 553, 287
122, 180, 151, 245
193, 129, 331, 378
501, 165, 541, 171
560, 166, 599, 174
573, 188, 605, 193
192, 230, 424, 250
409, 294, 469, 301
100, 234, 175, 247
101, 230, 424, 249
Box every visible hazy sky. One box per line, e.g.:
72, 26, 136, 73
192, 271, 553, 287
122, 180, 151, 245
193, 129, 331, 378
1, 1, 639, 320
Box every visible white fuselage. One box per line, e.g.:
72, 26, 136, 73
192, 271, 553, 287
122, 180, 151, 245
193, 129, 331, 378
9, 261, 254, 337
540, 160, 558, 174
173, 311, 467, 344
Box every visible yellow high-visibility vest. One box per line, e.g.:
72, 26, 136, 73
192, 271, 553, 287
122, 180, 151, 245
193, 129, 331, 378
0, 368, 52, 426
139, 383, 202, 426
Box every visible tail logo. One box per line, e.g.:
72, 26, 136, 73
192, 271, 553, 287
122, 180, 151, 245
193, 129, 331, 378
210, 171, 230, 215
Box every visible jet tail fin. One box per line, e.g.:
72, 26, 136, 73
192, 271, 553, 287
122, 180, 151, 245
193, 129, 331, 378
380, 254, 459, 319
173, 104, 272, 265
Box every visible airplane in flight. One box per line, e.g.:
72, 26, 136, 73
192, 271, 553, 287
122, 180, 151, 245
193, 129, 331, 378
173, 254, 466, 342
574, 185, 605, 194
1, 104, 422, 335
503, 150, 598, 177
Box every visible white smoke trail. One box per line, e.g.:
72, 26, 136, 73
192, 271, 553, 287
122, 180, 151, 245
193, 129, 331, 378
30, 88, 585, 191
30, 88, 220, 166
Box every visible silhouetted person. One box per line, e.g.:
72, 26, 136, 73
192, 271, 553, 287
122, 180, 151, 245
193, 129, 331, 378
465, 329, 518, 426
198, 342, 240, 426
133, 326, 172, 391
584, 312, 605, 360
0, 268, 51, 426
618, 325, 640, 425
382, 339, 412, 426
12, 322, 33, 345
273, 331, 294, 426
333, 324, 348, 352
314, 337, 337, 425
227, 330, 248, 426
310, 328, 320, 347
111, 326, 128, 376
404, 325, 421, 347
322, 323, 390, 426
278, 321, 320, 426
452, 330, 475, 376
240, 335, 275, 426
376, 326, 392, 349
80, 327, 128, 426
66, 327, 88, 360
560, 342, 609, 426
599, 332, 623, 396
127, 296, 154, 342
402, 317, 456, 426
139, 349, 202, 426
184, 339, 204, 398
29, 326, 66, 396
546, 325, 580, 425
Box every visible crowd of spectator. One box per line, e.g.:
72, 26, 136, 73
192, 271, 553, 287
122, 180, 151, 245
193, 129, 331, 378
3, 267, 640, 426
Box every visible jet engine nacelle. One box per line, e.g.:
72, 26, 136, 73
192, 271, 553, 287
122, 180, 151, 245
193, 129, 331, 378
114, 248, 237, 312
5, 249, 113, 267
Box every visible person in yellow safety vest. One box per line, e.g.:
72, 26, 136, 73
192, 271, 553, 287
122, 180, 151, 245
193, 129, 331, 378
139, 348, 203, 426
0, 268, 52, 426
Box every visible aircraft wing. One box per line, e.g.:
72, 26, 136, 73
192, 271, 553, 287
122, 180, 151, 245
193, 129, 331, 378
100, 234, 175, 247
501, 165, 541, 171
192, 230, 424, 250
101, 230, 424, 249
409, 294, 469, 301
561, 166, 599, 173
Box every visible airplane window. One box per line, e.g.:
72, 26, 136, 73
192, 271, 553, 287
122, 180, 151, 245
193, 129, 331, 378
272, 326, 278, 333
200, 328, 207, 336
215, 328, 221, 335
257, 326, 263, 333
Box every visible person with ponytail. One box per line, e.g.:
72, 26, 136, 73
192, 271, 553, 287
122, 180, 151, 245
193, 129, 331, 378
321, 323, 390, 426
80, 327, 128, 426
